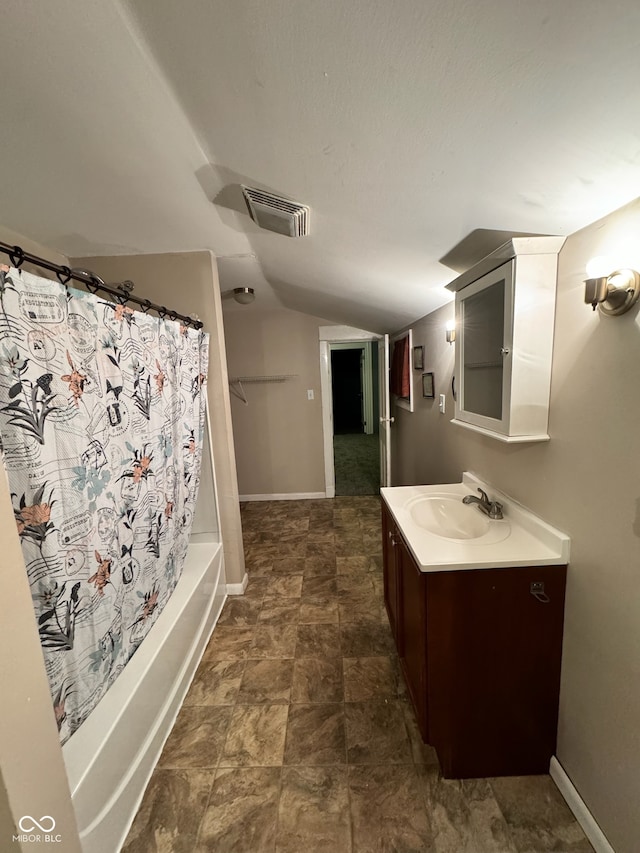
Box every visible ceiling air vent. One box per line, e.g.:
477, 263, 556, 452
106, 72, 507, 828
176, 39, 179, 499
241, 186, 310, 237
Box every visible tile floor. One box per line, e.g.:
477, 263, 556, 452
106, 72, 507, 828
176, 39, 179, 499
123, 496, 594, 853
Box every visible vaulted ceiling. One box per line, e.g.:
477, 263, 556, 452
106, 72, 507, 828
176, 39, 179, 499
1, 0, 640, 332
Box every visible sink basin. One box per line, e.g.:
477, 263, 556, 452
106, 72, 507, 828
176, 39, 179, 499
407, 495, 489, 539
405, 493, 511, 543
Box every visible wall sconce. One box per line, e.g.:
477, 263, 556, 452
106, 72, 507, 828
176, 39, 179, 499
445, 320, 456, 344
584, 258, 640, 316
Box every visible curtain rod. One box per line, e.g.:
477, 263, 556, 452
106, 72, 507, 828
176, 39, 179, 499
0, 241, 204, 330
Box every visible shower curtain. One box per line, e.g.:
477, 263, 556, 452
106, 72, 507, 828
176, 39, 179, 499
0, 263, 209, 744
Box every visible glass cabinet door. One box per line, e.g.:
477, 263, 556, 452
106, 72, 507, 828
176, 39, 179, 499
456, 260, 513, 435
461, 279, 504, 420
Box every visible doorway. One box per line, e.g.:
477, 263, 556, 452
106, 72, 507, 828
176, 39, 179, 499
327, 341, 380, 496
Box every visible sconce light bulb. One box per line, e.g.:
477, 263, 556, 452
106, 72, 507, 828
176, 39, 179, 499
446, 320, 456, 332
586, 256, 613, 279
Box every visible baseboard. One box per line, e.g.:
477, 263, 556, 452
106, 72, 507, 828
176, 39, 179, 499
549, 757, 615, 853
226, 573, 249, 595
239, 492, 326, 502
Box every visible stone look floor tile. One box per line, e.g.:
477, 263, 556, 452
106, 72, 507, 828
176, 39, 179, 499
276, 766, 351, 853
216, 596, 262, 626
243, 577, 270, 600
291, 657, 344, 703
122, 769, 213, 853
301, 575, 338, 597
340, 621, 396, 657
284, 703, 346, 765
183, 659, 246, 706
129, 494, 590, 852
400, 700, 441, 767
236, 659, 294, 705
267, 575, 303, 597
338, 588, 384, 623
345, 699, 413, 765
488, 776, 594, 852
201, 626, 255, 661
295, 624, 341, 658
349, 765, 434, 853
418, 768, 518, 853
343, 656, 399, 702
298, 594, 339, 624
303, 555, 338, 577
336, 555, 373, 574
158, 706, 232, 769
258, 596, 301, 624
197, 766, 280, 853
251, 625, 298, 659
220, 704, 289, 767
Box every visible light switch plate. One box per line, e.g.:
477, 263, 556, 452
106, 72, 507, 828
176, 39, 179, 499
439, 394, 446, 413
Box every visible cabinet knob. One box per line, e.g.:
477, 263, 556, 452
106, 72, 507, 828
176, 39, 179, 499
500, 347, 510, 356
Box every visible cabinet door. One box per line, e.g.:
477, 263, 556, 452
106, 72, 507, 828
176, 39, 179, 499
455, 260, 514, 436
398, 537, 428, 739
426, 565, 566, 778
381, 503, 401, 649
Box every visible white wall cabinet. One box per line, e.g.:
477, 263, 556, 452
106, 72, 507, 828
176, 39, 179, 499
447, 237, 565, 442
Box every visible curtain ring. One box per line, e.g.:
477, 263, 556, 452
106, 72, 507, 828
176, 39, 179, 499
141, 299, 152, 314
56, 266, 72, 285
9, 246, 25, 268
158, 306, 168, 319
87, 276, 102, 294
169, 311, 178, 322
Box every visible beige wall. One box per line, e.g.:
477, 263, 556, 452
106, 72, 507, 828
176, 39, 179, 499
0, 227, 82, 852
391, 197, 640, 853
224, 307, 329, 497
72, 252, 246, 585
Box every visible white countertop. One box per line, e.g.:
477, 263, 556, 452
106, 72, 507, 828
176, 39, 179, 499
381, 472, 570, 572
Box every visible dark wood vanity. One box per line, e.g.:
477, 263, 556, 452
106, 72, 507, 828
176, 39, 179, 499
382, 501, 567, 779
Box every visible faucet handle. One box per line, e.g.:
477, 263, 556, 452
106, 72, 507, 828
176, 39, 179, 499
477, 488, 489, 504
488, 500, 504, 519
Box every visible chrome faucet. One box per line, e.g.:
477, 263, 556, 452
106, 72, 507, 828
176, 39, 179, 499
462, 487, 504, 520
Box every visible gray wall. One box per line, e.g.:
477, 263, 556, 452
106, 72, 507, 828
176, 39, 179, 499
224, 307, 330, 497
391, 197, 640, 853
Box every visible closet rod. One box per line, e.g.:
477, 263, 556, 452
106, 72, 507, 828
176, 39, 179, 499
0, 240, 204, 329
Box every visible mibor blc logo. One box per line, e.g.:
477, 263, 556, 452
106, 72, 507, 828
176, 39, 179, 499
13, 815, 62, 844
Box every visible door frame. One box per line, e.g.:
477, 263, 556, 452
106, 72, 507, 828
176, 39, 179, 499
319, 326, 381, 499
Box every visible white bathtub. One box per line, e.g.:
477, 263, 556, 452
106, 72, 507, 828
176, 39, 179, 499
63, 540, 226, 853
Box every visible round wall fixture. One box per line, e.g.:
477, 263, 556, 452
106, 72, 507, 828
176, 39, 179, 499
598, 269, 640, 316
232, 287, 255, 305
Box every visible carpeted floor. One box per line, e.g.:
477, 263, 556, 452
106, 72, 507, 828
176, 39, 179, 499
333, 433, 380, 496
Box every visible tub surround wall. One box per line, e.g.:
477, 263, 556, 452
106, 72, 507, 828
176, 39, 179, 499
224, 307, 331, 499
391, 197, 640, 853
0, 226, 82, 851
71, 251, 245, 587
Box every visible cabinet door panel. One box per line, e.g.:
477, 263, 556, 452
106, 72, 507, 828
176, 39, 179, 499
426, 565, 566, 778
381, 504, 401, 648
398, 538, 427, 739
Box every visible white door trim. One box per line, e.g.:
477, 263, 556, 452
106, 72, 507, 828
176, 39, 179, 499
319, 327, 381, 499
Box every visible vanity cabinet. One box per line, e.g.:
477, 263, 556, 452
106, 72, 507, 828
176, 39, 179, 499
381, 501, 567, 779
447, 236, 565, 443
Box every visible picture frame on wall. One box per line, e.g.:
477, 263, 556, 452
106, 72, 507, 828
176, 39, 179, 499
413, 346, 424, 370
422, 372, 435, 398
